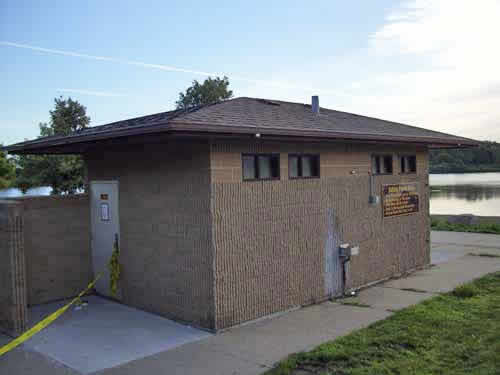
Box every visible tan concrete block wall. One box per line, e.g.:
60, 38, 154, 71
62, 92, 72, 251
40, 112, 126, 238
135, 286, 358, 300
13, 195, 92, 306
85, 141, 215, 329
0, 200, 27, 336
210, 140, 430, 329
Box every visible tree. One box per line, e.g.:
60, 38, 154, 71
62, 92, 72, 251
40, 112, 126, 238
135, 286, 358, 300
436, 152, 455, 164
429, 141, 500, 173
48, 97, 90, 135
0, 146, 15, 189
14, 97, 90, 194
176, 76, 233, 110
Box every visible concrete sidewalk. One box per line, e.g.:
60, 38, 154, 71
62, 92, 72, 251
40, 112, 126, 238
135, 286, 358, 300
95, 231, 500, 375
431, 230, 500, 264
2, 231, 499, 375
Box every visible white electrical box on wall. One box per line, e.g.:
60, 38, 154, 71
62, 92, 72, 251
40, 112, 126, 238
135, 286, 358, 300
351, 246, 360, 256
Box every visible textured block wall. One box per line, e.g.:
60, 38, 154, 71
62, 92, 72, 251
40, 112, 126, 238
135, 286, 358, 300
16, 195, 92, 305
0, 200, 27, 336
210, 140, 430, 329
85, 141, 215, 329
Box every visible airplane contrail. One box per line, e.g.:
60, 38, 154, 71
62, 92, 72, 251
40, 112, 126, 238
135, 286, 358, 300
1, 41, 350, 97
56, 88, 128, 97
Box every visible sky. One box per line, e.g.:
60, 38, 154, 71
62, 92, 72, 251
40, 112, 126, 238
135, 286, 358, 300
1, 0, 499, 146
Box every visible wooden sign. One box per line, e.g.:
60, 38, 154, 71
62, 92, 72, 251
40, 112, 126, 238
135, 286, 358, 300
382, 183, 419, 217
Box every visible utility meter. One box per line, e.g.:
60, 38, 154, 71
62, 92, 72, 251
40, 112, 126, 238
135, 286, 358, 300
339, 243, 352, 258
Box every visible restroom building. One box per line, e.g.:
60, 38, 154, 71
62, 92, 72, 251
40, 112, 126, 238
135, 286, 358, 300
2, 97, 477, 332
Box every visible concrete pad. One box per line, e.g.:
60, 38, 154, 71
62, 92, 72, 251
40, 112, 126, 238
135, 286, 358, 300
431, 231, 500, 249
23, 295, 211, 374
0, 345, 79, 375
0, 333, 11, 346
343, 286, 435, 311
97, 301, 392, 375
5, 233, 499, 375
197, 302, 392, 367
431, 244, 470, 264
384, 255, 500, 293
94, 339, 268, 375
430, 230, 500, 264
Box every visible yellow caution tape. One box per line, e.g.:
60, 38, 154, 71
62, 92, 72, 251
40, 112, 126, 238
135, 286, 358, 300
0, 273, 102, 357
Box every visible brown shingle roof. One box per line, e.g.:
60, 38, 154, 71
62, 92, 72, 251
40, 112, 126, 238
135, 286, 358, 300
3, 97, 478, 153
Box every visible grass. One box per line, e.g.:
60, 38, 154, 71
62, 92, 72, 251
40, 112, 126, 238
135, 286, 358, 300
431, 218, 500, 234
265, 272, 500, 375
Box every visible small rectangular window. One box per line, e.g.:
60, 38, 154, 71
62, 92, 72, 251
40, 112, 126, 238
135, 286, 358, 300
242, 155, 256, 180
372, 154, 393, 175
289, 154, 320, 179
383, 155, 393, 174
289, 155, 299, 178
408, 155, 416, 173
242, 154, 280, 181
258, 155, 272, 179
400, 155, 417, 174
372, 155, 381, 174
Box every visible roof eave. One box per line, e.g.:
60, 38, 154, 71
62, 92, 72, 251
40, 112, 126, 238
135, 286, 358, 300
3, 121, 172, 154
3, 121, 479, 154
169, 121, 480, 148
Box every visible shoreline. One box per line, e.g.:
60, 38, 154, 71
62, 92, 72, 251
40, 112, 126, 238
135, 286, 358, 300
430, 170, 500, 175
431, 214, 500, 235
431, 214, 500, 225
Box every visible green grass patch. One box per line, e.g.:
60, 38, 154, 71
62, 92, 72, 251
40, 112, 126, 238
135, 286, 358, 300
431, 218, 500, 234
265, 272, 500, 375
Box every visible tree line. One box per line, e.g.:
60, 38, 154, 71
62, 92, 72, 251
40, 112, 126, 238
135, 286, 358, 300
429, 141, 500, 173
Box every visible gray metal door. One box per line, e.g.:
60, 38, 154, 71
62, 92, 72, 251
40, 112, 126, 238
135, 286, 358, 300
325, 208, 343, 297
90, 181, 120, 297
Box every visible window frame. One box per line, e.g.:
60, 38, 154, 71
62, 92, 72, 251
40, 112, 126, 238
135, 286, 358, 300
371, 154, 394, 175
242, 153, 281, 181
288, 153, 320, 179
399, 154, 417, 174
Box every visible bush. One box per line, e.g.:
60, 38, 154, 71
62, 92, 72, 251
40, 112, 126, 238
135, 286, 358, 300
452, 284, 479, 298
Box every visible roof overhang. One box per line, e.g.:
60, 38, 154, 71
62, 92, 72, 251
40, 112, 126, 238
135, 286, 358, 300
3, 120, 479, 155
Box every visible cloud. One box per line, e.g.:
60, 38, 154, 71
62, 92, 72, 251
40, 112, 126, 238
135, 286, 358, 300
209, 0, 500, 142
56, 89, 128, 97
358, 0, 500, 141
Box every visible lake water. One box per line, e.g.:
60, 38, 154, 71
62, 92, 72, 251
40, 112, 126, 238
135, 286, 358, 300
1, 172, 499, 216
430, 172, 500, 216
0, 186, 52, 198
